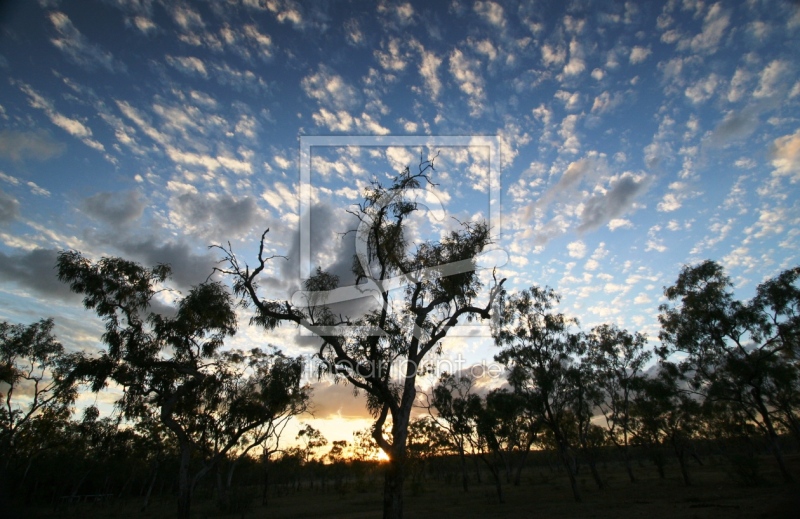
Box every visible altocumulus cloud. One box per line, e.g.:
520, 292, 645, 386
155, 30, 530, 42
577, 173, 650, 233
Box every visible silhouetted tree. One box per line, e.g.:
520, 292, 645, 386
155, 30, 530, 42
57, 251, 308, 518
584, 324, 651, 483
216, 158, 505, 519
493, 286, 583, 502
1, 318, 77, 467
658, 261, 799, 483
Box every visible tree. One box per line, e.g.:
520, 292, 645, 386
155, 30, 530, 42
427, 372, 479, 492
0, 319, 77, 468
658, 260, 799, 483
57, 251, 308, 518
630, 366, 702, 486
216, 158, 505, 519
493, 286, 583, 502
565, 362, 606, 490
584, 324, 651, 483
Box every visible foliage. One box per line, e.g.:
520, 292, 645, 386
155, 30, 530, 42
0, 318, 77, 461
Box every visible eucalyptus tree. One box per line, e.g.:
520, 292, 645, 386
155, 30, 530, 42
658, 260, 800, 483
57, 251, 308, 518
629, 366, 702, 486
0, 318, 77, 470
427, 372, 479, 492
493, 286, 583, 502
565, 362, 606, 490
216, 159, 505, 519
584, 324, 651, 483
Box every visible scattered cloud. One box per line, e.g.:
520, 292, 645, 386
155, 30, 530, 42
81, 191, 146, 228
577, 173, 649, 233
0, 130, 65, 161
48, 11, 127, 73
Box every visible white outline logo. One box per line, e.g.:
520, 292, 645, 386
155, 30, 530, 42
295, 136, 504, 337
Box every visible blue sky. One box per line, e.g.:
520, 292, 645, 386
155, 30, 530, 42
1, 0, 799, 442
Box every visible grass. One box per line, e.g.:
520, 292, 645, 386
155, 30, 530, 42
15, 454, 800, 519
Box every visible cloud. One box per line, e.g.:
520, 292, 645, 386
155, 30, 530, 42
685, 73, 720, 103
771, 129, 800, 182
474, 1, 506, 28
264, 0, 305, 28
629, 46, 651, 64
17, 82, 105, 152
0, 130, 65, 161
0, 190, 20, 225
448, 49, 485, 116
577, 173, 649, 233
81, 190, 146, 228
307, 380, 370, 420
302, 65, 361, 111
168, 193, 262, 242
48, 11, 126, 73
527, 157, 596, 218
689, 2, 730, 54
567, 240, 587, 258
0, 248, 77, 300
753, 60, 791, 99
111, 238, 219, 291
166, 55, 208, 77
709, 107, 759, 145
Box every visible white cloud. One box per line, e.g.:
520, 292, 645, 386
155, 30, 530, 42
449, 49, 485, 116
562, 39, 586, 76
555, 90, 581, 110
771, 129, 800, 182
302, 65, 360, 111
689, 2, 730, 54
567, 240, 587, 258
629, 46, 651, 64
753, 60, 790, 99
474, 1, 506, 28
608, 218, 633, 231
685, 73, 720, 104
49, 11, 126, 73
166, 55, 208, 76
17, 82, 105, 152
541, 43, 566, 66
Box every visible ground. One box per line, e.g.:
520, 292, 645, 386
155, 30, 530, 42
15, 454, 800, 518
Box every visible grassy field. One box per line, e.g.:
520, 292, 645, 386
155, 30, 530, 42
15, 454, 800, 518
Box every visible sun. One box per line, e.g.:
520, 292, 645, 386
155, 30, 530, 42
376, 450, 390, 463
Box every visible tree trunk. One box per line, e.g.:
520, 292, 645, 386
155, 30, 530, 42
382, 456, 405, 519
513, 447, 531, 486
141, 461, 159, 512
261, 456, 270, 507
558, 441, 581, 502
587, 456, 604, 490
177, 443, 192, 519
458, 449, 469, 492
621, 445, 636, 483
754, 390, 794, 483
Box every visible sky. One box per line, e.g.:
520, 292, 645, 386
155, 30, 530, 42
1, 0, 799, 445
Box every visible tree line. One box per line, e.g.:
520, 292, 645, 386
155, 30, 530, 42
1, 158, 799, 518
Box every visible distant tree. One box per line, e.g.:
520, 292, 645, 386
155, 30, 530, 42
427, 372, 479, 492
406, 416, 449, 494
216, 159, 505, 519
565, 362, 606, 490
630, 366, 702, 486
0, 318, 77, 469
584, 324, 651, 483
493, 286, 583, 502
57, 251, 308, 519
658, 260, 800, 483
